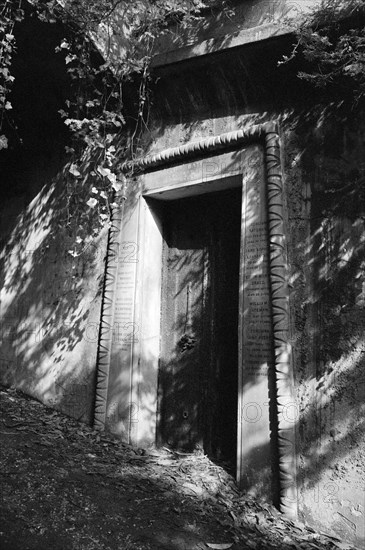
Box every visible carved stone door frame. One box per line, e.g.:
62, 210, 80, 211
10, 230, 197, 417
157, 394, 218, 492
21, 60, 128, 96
94, 122, 298, 518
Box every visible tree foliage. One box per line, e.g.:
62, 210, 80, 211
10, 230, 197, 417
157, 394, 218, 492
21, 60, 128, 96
283, 0, 365, 103
0, 0, 225, 251
0, 0, 223, 152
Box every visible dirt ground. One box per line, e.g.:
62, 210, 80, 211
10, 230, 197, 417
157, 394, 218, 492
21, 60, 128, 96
0, 386, 359, 550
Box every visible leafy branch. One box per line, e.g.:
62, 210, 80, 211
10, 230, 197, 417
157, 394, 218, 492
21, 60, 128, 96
0, 0, 24, 149
280, 0, 365, 104
1, 1, 228, 254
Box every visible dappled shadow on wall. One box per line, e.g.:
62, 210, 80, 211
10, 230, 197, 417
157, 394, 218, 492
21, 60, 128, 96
0, 9, 122, 424
283, 105, 365, 543
0, 151, 110, 422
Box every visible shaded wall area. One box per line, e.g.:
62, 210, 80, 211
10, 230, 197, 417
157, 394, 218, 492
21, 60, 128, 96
0, 12, 108, 423
285, 112, 365, 543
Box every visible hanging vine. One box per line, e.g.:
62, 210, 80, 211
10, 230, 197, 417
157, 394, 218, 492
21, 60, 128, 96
0, 0, 229, 254
0, 0, 24, 150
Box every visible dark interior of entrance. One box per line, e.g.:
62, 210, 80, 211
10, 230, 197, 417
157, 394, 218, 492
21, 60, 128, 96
158, 187, 241, 472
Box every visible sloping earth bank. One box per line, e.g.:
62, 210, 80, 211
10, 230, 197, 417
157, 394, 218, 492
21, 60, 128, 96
0, 386, 359, 550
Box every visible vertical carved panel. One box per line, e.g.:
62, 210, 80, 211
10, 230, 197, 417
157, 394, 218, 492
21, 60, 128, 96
265, 130, 297, 518
238, 145, 273, 500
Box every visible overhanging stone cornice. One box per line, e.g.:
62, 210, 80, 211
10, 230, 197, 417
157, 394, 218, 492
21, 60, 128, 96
151, 23, 291, 68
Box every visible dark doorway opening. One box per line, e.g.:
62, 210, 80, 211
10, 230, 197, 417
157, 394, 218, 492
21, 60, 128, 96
157, 186, 241, 472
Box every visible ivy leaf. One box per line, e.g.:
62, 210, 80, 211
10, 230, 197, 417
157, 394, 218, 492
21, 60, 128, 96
86, 198, 98, 208
65, 54, 77, 64
91, 187, 99, 194
4, 101, 12, 110
111, 178, 121, 191
0, 135, 8, 150
96, 166, 110, 178
69, 164, 81, 177
96, 166, 117, 187
14, 8, 24, 22
108, 172, 117, 187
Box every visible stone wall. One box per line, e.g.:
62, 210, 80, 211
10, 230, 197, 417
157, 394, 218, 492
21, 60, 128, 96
285, 116, 365, 544
140, 37, 365, 546
0, 12, 108, 423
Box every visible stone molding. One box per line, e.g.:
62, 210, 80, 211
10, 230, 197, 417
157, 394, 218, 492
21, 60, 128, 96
121, 123, 276, 173
94, 192, 126, 429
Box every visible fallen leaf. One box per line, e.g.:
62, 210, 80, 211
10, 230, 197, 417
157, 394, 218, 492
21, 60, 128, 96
206, 543, 233, 549
332, 543, 355, 550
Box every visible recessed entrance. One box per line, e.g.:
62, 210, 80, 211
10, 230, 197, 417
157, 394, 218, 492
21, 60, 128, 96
157, 187, 242, 471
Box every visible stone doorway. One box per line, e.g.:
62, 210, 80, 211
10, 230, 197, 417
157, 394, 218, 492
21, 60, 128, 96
157, 188, 242, 471
94, 132, 297, 515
